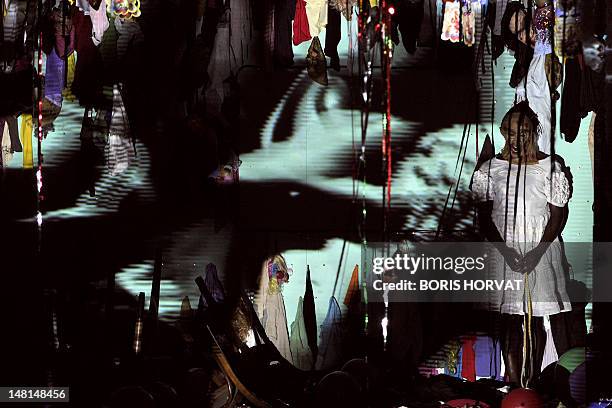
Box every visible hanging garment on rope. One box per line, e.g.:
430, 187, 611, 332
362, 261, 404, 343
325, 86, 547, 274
19, 114, 32, 168
45, 48, 65, 108
206, 10, 231, 114
290, 296, 314, 370
106, 84, 133, 175
540, 315, 558, 371
253, 257, 293, 362
306, 36, 328, 86
1, 121, 12, 167
515, 55, 553, 154
0, 115, 21, 153
230, 0, 253, 68
293, 0, 312, 46
462, 0, 475, 47
441, 1, 460, 43
392, 0, 425, 54
89, 0, 109, 46
274, 0, 294, 67
305, 0, 328, 38
51, 8, 76, 59
560, 57, 583, 143
72, 8, 104, 106
474, 336, 502, 379
315, 297, 344, 371
324, 3, 340, 70
329, 0, 356, 20
461, 336, 476, 381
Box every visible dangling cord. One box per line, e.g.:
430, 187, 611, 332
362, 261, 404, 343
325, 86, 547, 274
381, 1, 393, 242
36, 2, 45, 252
521, 271, 533, 388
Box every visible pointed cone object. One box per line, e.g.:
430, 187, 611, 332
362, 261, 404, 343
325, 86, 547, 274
303, 265, 318, 366
290, 296, 313, 370
316, 297, 344, 370
204, 263, 225, 305
344, 265, 360, 307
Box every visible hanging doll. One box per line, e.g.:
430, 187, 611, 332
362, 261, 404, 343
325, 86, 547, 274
501, 0, 562, 155
472, 102, 571, 385
253, 255, 293, 362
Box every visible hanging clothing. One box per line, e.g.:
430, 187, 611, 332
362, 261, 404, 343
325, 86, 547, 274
293, 0, 311, 46
515, 4, 554, 154
440, 0, 460, 43
45, 48, 65, 108
72, 8, 103, 106
114, 17, 143, 61
106, 84, 133, 175
303, 265, 318, 364
230, 0, 252, 67
274, 0, 294, 67
290, 296, 314, 370
473, 157, 571, 316
560, 57, 583, 143
201, 263, 225, 308
253, 259, 292, 362
1, 121, 12, 166
329, 0, 356, 20
462, 0, 475, 47
19, 113, 32, 168
63, 53, 77, 102
305, 0, 327, 37
89, 1, 109, 46
206, 10, 231, 114
394, 0, 425, 53
541, 315, 558, 371
515, 55, 552, 153
461, 336, 476, 381
1, 115, 21, 152
52, 8, 76, 59
324, 2, 340, 70
316, 297, 344, 370
474, 336, 502, 379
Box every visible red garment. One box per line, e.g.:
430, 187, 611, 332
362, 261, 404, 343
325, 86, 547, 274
461, 336, 476, 382
293, 0, 311, 46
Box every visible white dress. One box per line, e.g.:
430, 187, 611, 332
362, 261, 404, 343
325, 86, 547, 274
472, 156, 571, 316
515, 22, 553, 154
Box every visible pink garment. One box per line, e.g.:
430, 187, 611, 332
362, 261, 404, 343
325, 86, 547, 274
293, 0, 311, 46
89, 3, 109, 46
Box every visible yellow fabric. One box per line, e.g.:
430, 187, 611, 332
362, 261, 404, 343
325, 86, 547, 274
63, 53, 77, 101
20, 114, 33, 169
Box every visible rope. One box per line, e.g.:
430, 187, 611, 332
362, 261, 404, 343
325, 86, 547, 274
521, 271, 533, 388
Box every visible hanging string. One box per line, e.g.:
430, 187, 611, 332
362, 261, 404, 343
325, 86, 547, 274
36, 9, 45, 252
381, 1, 393, 242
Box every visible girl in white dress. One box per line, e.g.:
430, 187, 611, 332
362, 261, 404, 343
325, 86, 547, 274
472, 102, 571, 385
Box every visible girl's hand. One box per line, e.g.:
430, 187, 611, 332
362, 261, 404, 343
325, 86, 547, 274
501, 246, 522, 272
518, 248, 544, 274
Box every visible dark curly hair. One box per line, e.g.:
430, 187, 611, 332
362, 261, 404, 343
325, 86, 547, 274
501, 101, 541, 133
500, 101, 542, 159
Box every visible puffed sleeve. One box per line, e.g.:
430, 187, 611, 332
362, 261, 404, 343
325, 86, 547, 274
472, 169, 495, 202
544, 162, 570, 207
